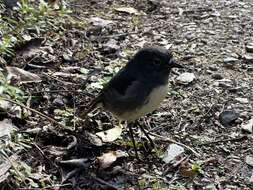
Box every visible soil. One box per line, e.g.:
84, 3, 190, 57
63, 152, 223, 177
2, 0, 253, 189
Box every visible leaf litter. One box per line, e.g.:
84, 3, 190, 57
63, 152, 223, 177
1, 0, 253, 189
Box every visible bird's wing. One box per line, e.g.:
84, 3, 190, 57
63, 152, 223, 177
102, 68, 152, 115
80, 67, 137, 119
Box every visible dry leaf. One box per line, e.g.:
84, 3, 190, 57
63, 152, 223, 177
97, 150, 128, 169
97, 151, 117, 169
6, 67, 42, 83
0, 119, 16, 140
96, 125, 123, 142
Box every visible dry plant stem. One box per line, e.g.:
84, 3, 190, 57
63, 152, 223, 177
32, 143, 59, 169
199, 135, 247, 146
149, 132, 201, 157
1, 97, 66, 129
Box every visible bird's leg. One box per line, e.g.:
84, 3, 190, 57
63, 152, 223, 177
127, 122, 140, 160
136, 121, 155, 149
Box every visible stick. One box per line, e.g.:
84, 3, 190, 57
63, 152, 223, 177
1, 97, 65, 129
149, 132, 201, 157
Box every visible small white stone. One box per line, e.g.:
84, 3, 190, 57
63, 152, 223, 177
246, 43, 253, 53
241, 118, 253, 133
224, 57, 238, 63
176, 72, 195, 84
162, 144, 184, 163
235, 97, 249, 104
245, 155, 253, 167
249, 173, 253, 183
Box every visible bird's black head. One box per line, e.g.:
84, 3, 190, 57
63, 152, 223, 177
128, 47, 183, 76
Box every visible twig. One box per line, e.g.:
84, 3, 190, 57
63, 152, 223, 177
149, 132, 201, 157
1, 97, 65, 129
32, 143, 59, 169
198, 135, 247, 146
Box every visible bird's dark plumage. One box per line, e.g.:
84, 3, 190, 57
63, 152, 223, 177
83, 46, 182, 121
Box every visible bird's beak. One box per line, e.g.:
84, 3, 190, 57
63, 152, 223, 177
170, 60, 184, 68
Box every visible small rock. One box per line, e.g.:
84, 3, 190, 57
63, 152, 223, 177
162, 144, 184, 163
211, 73, 223, 80
219, 110, 239, 127
3, 0, 18, 9
224, 57, 238, 63
247, 67, 253, 72
52, 97, 65, 107
115, 7, 141, 15
102, 39, 120, 53
246, 43, 253, 53
204, 184, 217, 190
250, 173, 253, 183
245, 156, 253, 167
215, 79, 233, 88
241, 118, 253, 133
62, 53, 73, 62
176, 72, 195, 85
243, 54, 253, 62
235, 97, 249, 104
208, 65, 218, 71
89, 17, 114, 28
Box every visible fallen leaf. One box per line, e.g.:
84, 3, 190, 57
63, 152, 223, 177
0, 119, 15, 140
6, 67, 42, 83
162, 144, 184, 163
97, 150, 128, 169
0, 154, 18, 183
96, 125, 123, 143
97, 151, 117, 169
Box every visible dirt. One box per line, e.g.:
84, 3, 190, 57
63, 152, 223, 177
1, 0, 253, 189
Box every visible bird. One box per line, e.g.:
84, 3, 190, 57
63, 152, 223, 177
82, 46, 183, 158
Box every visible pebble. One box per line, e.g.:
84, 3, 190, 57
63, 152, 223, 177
224, 57, 239, 63
102, 39, 120, 53
162, 144, 184, 163
241, 118, 253, 133
243, 53, 253, 62
52, 97, 65, 107
246, 43, 253, 53
176, 72, 196, 85
211, 73, 223, 80
235, 97, 249, 104
219, 110, 239, 127
247, 67, 253, 72
250, 173, 253, 183
215, 79, 233, 88
208, 65, 218, 71
245, 156, 253, 167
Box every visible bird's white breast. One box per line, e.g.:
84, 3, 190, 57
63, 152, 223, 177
119, 84, 168, 121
